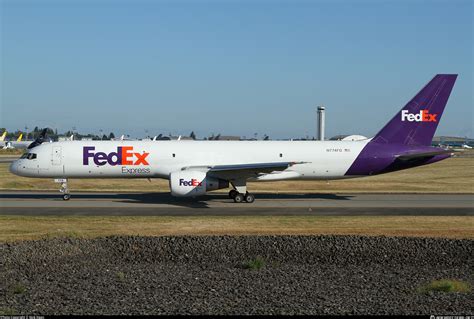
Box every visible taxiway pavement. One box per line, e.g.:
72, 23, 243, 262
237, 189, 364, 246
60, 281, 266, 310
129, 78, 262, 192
0, 191, 472, 216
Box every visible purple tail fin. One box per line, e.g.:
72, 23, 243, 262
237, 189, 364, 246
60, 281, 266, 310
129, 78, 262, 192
372, 74, 457, 146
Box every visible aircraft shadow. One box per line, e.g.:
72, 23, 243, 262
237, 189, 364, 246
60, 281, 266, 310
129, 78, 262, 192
0, 192, 209, 208
118, 192, 354, 207
0, 192, 353, 209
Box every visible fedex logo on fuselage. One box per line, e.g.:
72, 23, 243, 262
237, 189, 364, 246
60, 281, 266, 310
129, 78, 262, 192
83, 146, 149, 166
401, 110, 437, 122
179, 179, 202, 187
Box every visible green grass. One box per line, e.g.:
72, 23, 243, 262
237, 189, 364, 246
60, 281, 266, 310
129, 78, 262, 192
116, 271, 125, 281
243, 256, 266, 270
0, 307, 18, 315
11, 283, 26, 294
418, 279, 471, 293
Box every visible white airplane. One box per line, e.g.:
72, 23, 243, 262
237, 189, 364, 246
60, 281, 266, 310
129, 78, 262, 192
2, 133, 33, 149
10, 75, 457, 202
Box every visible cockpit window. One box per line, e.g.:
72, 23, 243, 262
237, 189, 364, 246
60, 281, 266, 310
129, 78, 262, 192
21, 153, 37, 160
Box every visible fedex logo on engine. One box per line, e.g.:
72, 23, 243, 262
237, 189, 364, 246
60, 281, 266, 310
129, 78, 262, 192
179, 179, 202, 187
83, 146, 149, 166
401, 110, 437, 122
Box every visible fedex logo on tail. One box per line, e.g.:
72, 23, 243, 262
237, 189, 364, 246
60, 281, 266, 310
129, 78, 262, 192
83, 146, 149, 166
401, 110, 437, 122
179, 179, 202, 187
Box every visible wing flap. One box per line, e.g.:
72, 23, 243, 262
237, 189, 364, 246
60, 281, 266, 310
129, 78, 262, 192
182, 161, 306, 180
209, 162, 295, 172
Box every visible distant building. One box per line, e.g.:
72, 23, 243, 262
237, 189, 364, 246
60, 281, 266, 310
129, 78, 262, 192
207, 134, 241, 141
328, 134, 473, 146
155, 136, 171, 141
168, 135, 194, 141
329, 134, 368, 141
432, 136, 474, 147
214, 135, 241, 141
329, 135, 349, 141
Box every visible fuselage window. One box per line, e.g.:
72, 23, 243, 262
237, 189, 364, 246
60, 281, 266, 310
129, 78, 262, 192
26, 153, 37, 160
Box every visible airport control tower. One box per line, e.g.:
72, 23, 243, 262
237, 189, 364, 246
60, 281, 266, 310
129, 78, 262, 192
317, 106, 325, 141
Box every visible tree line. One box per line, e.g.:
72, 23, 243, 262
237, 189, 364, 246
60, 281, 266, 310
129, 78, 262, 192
0, 127, 116, 141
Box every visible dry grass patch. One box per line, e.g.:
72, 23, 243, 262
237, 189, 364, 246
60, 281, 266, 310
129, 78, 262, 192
0, 149, 24, 156
0, 216, 472, 242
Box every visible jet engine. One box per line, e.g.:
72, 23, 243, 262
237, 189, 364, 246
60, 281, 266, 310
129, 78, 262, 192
169, 171, 229, 197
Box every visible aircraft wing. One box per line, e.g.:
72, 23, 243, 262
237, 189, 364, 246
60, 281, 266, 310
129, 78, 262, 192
182, 161, 304, 180
396, 150, 454, 161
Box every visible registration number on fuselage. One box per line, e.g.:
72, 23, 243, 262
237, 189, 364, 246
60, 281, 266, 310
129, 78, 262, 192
326, 148, 351, 152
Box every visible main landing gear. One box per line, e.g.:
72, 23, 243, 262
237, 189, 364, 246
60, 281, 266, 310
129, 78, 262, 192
228, 190, 255, 203
55, 178, 71, 200
228, 179, 255, 203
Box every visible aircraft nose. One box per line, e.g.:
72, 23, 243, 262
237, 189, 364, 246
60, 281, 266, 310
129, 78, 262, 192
9, 160, 18, 175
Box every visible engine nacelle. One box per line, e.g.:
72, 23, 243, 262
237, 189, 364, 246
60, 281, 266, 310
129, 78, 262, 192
169, 170, 229, 197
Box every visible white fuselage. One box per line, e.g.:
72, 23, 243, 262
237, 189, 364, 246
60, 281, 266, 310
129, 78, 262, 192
10, 140, 369, 180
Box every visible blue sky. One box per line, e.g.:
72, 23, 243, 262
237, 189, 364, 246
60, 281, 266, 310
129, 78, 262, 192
1, 0, 472, 139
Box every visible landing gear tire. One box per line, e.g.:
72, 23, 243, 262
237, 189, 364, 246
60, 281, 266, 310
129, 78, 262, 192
56, 179, 70, 201
244, 193, 255, 203
233, 193, 244, 203
229, 189, 239, 199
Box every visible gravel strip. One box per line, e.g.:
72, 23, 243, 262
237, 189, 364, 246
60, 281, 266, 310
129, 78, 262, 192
1, 235, 472, 315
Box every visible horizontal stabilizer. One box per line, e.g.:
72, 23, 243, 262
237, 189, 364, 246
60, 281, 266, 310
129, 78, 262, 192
396, 150, 453, 161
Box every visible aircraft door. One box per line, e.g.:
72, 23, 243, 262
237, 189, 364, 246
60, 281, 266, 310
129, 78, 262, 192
52, 146, 62, 165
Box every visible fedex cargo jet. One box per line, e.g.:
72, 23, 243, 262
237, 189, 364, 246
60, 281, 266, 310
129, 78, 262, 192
10, 74, 457, 202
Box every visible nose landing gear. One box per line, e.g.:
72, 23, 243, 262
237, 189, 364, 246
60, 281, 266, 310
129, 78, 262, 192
55, 178, 71, 200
